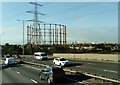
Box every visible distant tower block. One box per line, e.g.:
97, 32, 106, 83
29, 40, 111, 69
27, 23, 67, 45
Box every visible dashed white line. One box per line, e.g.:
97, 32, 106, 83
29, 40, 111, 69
17, 71, 21, 74
31, 79, 38, 83
87, 63, 95, 65
8, 67, 11, 69
25, 65, 40, 71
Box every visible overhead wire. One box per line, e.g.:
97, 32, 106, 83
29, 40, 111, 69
47, 9, 117, 21
43, 2, 99, 19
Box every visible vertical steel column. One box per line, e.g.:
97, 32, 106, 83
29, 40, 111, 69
56, 28, 58, 45
38, 24, 40, 45
27, 25, 29, 44
44, 24, 46, 45
29, 25, 32, 43
50, 24, 52, 45
62, 25, 65, 44
59, 24, 62, 45
55, 24, 57, 44
53, 28, 54, 45
32, 25, 34, 44
65, 26, 66, 44
62, 25, 64, 45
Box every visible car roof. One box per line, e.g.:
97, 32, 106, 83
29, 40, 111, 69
34, 52, 46, 54
54, 57, 65, 59
46, 65, 62, 69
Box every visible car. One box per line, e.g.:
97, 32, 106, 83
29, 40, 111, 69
53, 58, 69, 66
39, 66, 66, 84
5, 55, 15, 66
34, 52, 48, 60
13, 54, 21, 59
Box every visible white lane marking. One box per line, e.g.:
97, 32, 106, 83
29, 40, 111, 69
31, 79, 38, 83
103, 69, 118, 73
78, 81, 84, 84
67, 78, 84, 84
17, 71, 21, 74
24, 65, 40, 71
67, 78, 89, 84
9, 67, 11, 69
67, 78, 79, 82
75, 66, 81, 67
87, 63, 95, 65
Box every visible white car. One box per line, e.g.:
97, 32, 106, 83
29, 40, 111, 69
53, 58, 69, 66
34, 52, 48, 60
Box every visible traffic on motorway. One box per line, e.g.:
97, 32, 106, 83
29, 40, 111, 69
1, 53, 88, 85
1, 52, 120, 84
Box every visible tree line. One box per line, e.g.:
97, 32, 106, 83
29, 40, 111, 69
1, 43, 120, 55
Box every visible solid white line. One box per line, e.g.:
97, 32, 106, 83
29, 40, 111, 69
67, 78, 83, 83
75, 66, 81, 67
17, 71, 21, 74
31, 79, 38, 83
103, 69, 117, 73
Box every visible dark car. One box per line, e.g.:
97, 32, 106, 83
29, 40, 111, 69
39, 66, 66, 84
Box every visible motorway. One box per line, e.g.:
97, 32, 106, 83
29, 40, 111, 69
1, 55, 120, 85
1, 64, 88, 85
24, 56, 120, 81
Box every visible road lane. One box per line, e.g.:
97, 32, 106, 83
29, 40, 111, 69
2, 66, 33, 83
2, 64, 87, 85
24, 56, 119, 80
9, 64, 45, 83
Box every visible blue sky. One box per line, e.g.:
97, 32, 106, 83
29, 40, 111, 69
1, 0, 118, 45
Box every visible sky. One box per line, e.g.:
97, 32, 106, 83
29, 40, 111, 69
0, 0, 119, 45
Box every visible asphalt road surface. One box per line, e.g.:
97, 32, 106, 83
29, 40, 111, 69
1, 64, 88, 85
24, 56, 120, 80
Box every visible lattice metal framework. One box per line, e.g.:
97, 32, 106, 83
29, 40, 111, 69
27, 23, 67, 45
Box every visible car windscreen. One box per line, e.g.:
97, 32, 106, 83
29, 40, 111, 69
60, 58, 66, 61
41, 53, 47, 56
34, 54, 40, 56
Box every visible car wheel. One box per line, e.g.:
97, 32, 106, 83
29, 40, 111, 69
47, 78, 52, 84
39, 75, 43, 80
60, 63, 61, 66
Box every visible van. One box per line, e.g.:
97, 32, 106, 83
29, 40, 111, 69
34, 52, 48, 60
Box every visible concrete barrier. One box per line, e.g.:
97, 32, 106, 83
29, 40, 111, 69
53, 53, 119, 62
20, 53, 119, 62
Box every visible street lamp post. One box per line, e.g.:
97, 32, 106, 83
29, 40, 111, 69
17, 19, 42, 60
17, 19, 25, 60
23, 20, 25, 60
